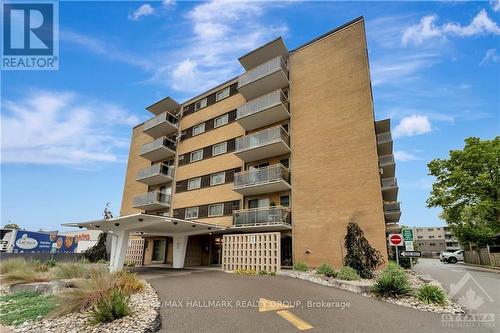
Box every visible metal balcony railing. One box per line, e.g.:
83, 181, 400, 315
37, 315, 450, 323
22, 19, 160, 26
143, 112, 178, 132
384, 202, 401, 212
237, 89, 288, 120
233, 206, 291, 227
141, 137, 176, 155
381, 177, 398, 189
236, 126, 289, 152
136, 163, 173, 181
379, 155, 394, 165
377, 132, 392, 144
238, 56, 288, 88
133, 191, 171, 207
234, 164, 290, 189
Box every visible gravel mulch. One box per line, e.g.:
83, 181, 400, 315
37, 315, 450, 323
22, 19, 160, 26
8, 280, 161, 333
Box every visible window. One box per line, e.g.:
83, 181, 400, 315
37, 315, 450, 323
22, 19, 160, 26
195, 98, 207, 111
429, 236, 435, 239
280, 195, 290, 207
212, 142, 227, 156
417, 236, 423, 239
208, 204, 224, 217
188, 177, 201, 190
214, 114, 229, 128
210, 172, 225, 185
190, 149, 203, 162
216, 87, 230, 101
249, 198, 270, 209
192, 123, 205, 136
185, 207, 199, 219
280, 158, 290, 168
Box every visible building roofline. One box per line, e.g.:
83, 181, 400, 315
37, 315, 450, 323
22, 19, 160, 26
237, 37, 283, 63
180, 76, 239, 106
290, 16, 364, 53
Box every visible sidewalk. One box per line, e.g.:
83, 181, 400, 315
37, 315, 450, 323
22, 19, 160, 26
457, 262, 500, 273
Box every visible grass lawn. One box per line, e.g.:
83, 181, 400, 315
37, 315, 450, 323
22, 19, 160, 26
0, 291, 56, 326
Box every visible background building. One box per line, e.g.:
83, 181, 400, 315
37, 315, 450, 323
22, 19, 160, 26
413, 226, 461, 257
119, 17, 399, 271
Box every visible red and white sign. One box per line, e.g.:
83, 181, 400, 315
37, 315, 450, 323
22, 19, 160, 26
389, 234, 403, 246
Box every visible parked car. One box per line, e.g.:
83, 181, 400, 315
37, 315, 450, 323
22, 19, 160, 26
440, 249, 464, 263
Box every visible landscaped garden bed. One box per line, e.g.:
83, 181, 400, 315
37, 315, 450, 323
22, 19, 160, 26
0, 259, 160, 333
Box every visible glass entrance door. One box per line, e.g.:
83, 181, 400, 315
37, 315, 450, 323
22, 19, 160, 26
152, 239, 167, 263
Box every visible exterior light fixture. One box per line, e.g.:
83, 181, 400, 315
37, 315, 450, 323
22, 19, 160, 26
192, 225, 196, 228
138, 218, 143, 222
115, 223, 120, 227
173, 221, 178, 225
78, 226, 83, 229
305, 250, 311, 254
208, 227, 211, 230
95, 225, 100, 228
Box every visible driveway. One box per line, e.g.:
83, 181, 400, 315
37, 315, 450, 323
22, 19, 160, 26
137, 267, 496, 333
414, 258, 500, 327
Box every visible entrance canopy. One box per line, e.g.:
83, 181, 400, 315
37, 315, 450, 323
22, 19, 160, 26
63, 213, 227, 236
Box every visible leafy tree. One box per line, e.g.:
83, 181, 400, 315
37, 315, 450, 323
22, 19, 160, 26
83, 204, 113, 262
3, 223, 20, 229
344, 222, 384, 278
427, 137, 500, 246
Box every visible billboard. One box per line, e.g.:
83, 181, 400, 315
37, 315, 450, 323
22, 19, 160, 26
12, 231, 77, 253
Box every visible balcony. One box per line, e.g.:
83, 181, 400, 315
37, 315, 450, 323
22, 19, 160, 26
233, 206, 291, 228
235, 126, 290, 162
234, 164, 291, 196
133, 191, 171, 211
140, 137, 176, 162
384, 202, 401, 223
381, 177, 398, 202
236, 89, 290, 131
136, 163, 174, 186
238, 56, 289, 101
377, 132, 393, 156
379, 154, 395, 178
143, 112, 178, 138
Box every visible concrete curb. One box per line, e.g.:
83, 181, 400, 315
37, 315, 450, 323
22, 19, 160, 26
459, 262, 500, 273
279, 270, 373, 294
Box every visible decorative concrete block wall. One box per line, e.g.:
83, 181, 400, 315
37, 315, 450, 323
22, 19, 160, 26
125, 238, 145, 266
222, 232, 280, 272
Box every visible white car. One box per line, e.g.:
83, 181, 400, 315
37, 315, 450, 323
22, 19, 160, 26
440, 250, 464, 264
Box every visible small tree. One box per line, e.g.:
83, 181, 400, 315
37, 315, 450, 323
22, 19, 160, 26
344, 222, 384, 278
83, 232, 108, 262
3, 223, 20, 229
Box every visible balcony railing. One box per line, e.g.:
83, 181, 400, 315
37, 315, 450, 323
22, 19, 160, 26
143, 112, 178, 132
133, 191, 171, 208
381, 178, 398, 189
234, 164, 290, 189
384, 202, 401, 212
238, 56, 288, 88
236, 126, 289, 152
233, 206, 291, 227
379, 154, 394, 166
141, 137, 176, 155
136, 163, 173, 181
377, 132, 392, 144
237, 89, 288, 120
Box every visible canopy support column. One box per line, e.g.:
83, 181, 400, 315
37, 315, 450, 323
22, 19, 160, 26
109, 230, 130, 272
172, 234, 189, 268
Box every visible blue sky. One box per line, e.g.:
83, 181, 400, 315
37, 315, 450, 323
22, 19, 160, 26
1, 1, 499, 231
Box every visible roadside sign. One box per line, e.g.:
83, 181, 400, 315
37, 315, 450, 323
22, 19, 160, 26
404, 241, 414, 251
400, 251, 421, 257
389, 234, 403, 246
402, 229, 413, 241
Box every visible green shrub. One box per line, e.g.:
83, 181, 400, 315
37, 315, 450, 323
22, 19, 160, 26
0, 258, 28, 274
294, 261, 308, 272
258, 270, 268, 275
115, 271, 144, 294
45, 259, 57, 268
269, 272, 276, 276
417, 284, 447, 305
316, 263, 336, 277
3, 266, 50, 284
372, 266, 412, 297
344, 222, 384, 278
336, 266, 360, 281
83, 233, 108, 263
90, 290, 129, 323
52, 263, 87, 279
33, 261, 50, 273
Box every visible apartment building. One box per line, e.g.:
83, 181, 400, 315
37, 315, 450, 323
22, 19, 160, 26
113, 17, 400, 272
414, 226, 461, 257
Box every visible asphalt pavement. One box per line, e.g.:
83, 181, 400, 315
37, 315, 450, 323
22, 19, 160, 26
137, 266, 497, 333
413, 258, 500, 328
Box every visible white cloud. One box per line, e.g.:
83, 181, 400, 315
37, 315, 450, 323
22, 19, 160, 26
394, 150, 422, 162
162, 0, 175, 8
371, 52, 438, 86
0, 90, 140, 165
129, 4, 155, 21
480, 48, 500, 65
393, 115, 432, 138
492, 0, 500, 12
402, 10, 500, 45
